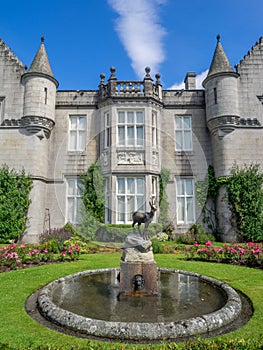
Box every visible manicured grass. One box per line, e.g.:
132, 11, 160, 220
0, 253, 262, 349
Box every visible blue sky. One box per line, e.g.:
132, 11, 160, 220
0, 0, 262, 90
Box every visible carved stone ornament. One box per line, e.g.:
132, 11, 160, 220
117, 151, 144, 165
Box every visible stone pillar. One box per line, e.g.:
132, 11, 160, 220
119, 234, 158, 296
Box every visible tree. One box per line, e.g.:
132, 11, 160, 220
158, 168, 170, 225
0, 165, 32, 242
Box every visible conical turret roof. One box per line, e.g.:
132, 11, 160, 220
207, 35, 234, 77
28, 36, 54, 77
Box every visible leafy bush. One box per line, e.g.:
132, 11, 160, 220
151, 239, 164, 254
0, 242, 81, 270
162, 221, 175, 240
175, 224, 214, 244
0, 165, 32, 243
185, 241, 263, 268
39, 228, 73, 252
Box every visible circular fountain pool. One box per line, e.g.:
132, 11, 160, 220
36, 268, 243, 341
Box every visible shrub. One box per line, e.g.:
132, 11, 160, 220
175, 224, 214, 245
0, 165, 32, 243
151, 239, 164, 254
39, 228, 73, 252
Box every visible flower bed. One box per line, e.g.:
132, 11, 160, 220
0, 242, 81, 271
185, 241, 263, 269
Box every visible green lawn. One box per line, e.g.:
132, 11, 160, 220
0, 253, 262, 349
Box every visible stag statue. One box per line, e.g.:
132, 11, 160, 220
132, 200, 157, 240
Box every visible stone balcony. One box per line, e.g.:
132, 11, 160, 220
98, 67, 162, 102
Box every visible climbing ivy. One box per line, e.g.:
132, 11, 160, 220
226, 163, 263, 242
81, 161, 105, 223
197, 163, 263, 242
0, 165, 32, 243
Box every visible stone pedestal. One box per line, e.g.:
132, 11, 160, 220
119, 260, 158, 295
119, 233, 158, 296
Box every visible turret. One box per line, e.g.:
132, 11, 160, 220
203, 35, 240, 138
21, 37, 58, 138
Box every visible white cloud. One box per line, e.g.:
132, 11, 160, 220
169, 69, 209, 90
108, 0, 167, 79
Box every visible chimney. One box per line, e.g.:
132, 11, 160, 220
184, 72, 196, 90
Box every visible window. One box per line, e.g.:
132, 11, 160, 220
104, 112, 110, 149
214, 87, 217, 104
117, 177, 145, 223
105, 177, 111, 223
117, 110, 144, 147
151, 176, 158, 202
66, 179, 83, 224
44, 87, 48, 104
152, 111, 157, 146
0, 97, 5, 124
69, 116, 87, 151
175, 115, 192, 151
176, 178, 195, 224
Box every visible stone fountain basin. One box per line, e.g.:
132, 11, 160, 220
37, 268, 242, 341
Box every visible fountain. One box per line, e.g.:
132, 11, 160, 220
34, 232, 247, 342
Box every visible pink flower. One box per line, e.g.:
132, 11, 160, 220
43, 248, 48, 253
205, 241, 213, 247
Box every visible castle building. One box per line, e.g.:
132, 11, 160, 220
0, 35, 263, 243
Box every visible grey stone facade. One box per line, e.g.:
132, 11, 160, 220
0, 35, 263, 243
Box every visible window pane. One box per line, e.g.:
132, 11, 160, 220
69, 131, 77, 149
117, 197, 125, 222
118, 112, 125, 124
176, 180, 184, 196
127, 196, 135, 220
127, 178, 135, 194
137, 178, 144, 194
68, 180, 76, 195
183, 116, 191, 129
175, 131, 182, 150
70, 117, 77, 129
185, 180, 193, 195
79, 117, 86, 129
117, 178, 125, 194
137, 126, 143, 146
175, 117, 182, 129
184, 131, 192, 150
187, 198, 194, 222
79, 131, 86, 150
118, 127, 125, 145
76, 198, 83, 223
136, 111, 143, 124
127, 126, 134, 145
136, 196, 145, 211
177, 197, 185, 222
67, 198, 74, 222
127, 111, 134, 124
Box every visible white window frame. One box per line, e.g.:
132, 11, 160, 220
175, 115, 192, 151
176, 178, 195, 224
66, 178, 83, 225
116, 176, 145, 223
117, 110, 144, 147
68, 115, 87, 151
